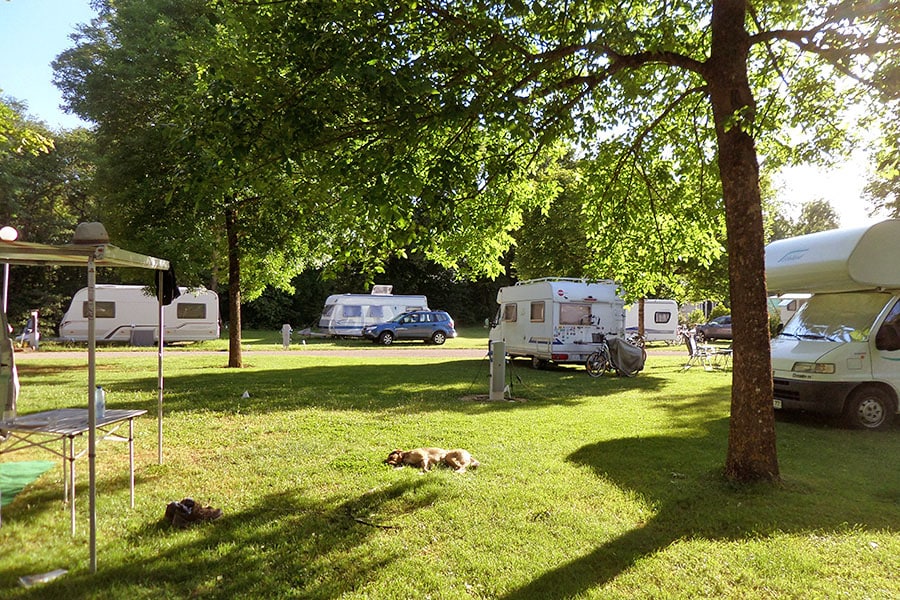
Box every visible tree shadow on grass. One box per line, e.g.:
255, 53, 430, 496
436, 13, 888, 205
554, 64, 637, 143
12, 478, 445, 598
84, 359, 670, 417
501, 417, 900, 600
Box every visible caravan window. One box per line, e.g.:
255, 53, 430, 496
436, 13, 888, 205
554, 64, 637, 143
559, 303, 591, 325
530, 301, 545, 322
654, 311, 673, 324
342, 305, 363, 318
83, 301, 116, 318
502, 303, 517, 322
368, 305, 385, 318
177, 303, 207, 319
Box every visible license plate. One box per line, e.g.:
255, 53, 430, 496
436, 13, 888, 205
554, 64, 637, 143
773, 398, 782, 409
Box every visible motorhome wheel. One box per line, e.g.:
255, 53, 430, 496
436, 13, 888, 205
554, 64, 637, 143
844, 386, 896, 431
531, 357, 548, 370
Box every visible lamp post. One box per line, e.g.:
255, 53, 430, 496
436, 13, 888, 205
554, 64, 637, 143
0, 225, 18, 313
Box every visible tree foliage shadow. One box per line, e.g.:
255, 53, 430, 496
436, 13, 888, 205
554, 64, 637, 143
501, 417, 900, 600
11, 479, 445, 599
84, 359, 669, 417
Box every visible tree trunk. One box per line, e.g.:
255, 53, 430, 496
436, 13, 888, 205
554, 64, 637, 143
706, 0, 779, 482
225, 203, 243, 368
638, 298, 645, 338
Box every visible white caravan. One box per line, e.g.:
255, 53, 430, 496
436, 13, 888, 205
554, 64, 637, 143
59, 285, 220, 344
489, 278, 625, 367
318, 288, 428, 337
625, 299, 679, 343
766, 219, 900, 430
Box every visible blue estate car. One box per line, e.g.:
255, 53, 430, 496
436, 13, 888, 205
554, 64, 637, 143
362, 310, 457, 345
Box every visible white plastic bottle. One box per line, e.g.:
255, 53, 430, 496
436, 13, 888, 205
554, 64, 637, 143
95, 385, 106, 419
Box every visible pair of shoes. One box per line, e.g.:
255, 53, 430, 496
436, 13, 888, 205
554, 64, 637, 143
164, 497, 222, 528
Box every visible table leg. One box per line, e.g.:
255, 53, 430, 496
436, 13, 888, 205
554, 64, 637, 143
129, 418, 135, 508
62, 435, 68, 504
69, 436, 76, 536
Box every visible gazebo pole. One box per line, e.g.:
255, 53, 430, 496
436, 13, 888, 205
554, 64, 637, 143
157, 269, 164, 464
87, 253, 97, 573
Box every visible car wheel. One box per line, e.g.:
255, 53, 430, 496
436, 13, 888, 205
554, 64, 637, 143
844, 385, 896, 430
431, 331, 446, 345
378, 331, 394, 346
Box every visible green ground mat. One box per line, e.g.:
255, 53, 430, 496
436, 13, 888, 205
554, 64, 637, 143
0, 461, 55, 507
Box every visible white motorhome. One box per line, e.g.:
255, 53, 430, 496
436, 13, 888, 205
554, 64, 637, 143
766, 219, 900, 430
318, 287, 428, 337
625, 299, 679, 343
489, 278, 625, 367
59, 285, 220, 344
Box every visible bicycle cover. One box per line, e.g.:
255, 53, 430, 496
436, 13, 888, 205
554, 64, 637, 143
607, 336, 647, 377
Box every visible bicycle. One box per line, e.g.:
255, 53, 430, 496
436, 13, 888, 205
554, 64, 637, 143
585, 333, 613, 377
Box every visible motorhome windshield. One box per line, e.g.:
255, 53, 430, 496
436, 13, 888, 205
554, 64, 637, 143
779, 292, 892, 343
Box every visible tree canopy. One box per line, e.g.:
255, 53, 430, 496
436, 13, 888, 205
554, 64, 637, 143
53, 0, 900, 480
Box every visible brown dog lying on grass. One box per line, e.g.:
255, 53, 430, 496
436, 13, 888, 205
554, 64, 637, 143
442, 449, 479, 473
385, 447, 479, 473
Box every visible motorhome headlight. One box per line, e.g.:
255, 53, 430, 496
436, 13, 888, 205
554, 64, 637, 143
791, 362, 835, 374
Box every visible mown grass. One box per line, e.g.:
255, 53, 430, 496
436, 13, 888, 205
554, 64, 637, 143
1, 348, 898, 599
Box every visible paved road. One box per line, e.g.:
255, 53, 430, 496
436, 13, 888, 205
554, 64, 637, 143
13, 347, 492, 360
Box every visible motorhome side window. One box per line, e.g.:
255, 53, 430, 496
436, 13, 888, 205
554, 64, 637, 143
559, 303, 591, 325
654, 311, 672, 324
83, 301, 115, 318
502, 303, 517, 322
530, 301, 545, 323
176, 303, 207, 319
875, 300, 900, 351
343, 305, 362, 318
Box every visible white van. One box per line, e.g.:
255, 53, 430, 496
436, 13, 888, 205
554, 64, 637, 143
766, 219, 900, 430
489, 278, 626, 367
625, 299, 679, 343
59, 285, 220, 344
318, 289, 428, 337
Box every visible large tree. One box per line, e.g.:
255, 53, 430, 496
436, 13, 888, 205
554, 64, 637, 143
55, 1, 899, 481
230, 0, 894, 482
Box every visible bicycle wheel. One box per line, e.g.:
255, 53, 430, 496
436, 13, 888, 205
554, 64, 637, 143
585, 350, 609, 377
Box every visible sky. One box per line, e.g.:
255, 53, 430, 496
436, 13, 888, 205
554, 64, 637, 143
0, 0, 888, 228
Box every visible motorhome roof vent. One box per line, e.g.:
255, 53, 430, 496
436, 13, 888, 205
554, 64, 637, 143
371, 285, 393, 295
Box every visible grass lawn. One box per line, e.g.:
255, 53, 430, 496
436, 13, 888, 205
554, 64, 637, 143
1, 345, 898, 599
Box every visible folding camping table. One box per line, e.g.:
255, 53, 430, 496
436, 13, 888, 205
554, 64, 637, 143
0, 408, 146, 533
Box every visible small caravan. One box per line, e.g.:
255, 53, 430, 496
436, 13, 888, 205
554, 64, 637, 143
59, 285, 220, 344
625, 299, 679, 343
489, 278, 626, 367
766, 219, 900, 429
318, 286, 428, 337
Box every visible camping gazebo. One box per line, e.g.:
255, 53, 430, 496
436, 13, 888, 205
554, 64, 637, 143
0, 222, 170, 572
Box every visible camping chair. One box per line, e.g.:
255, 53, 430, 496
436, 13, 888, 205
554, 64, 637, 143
683, 333, 714, 371
711, 344, 733, 370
